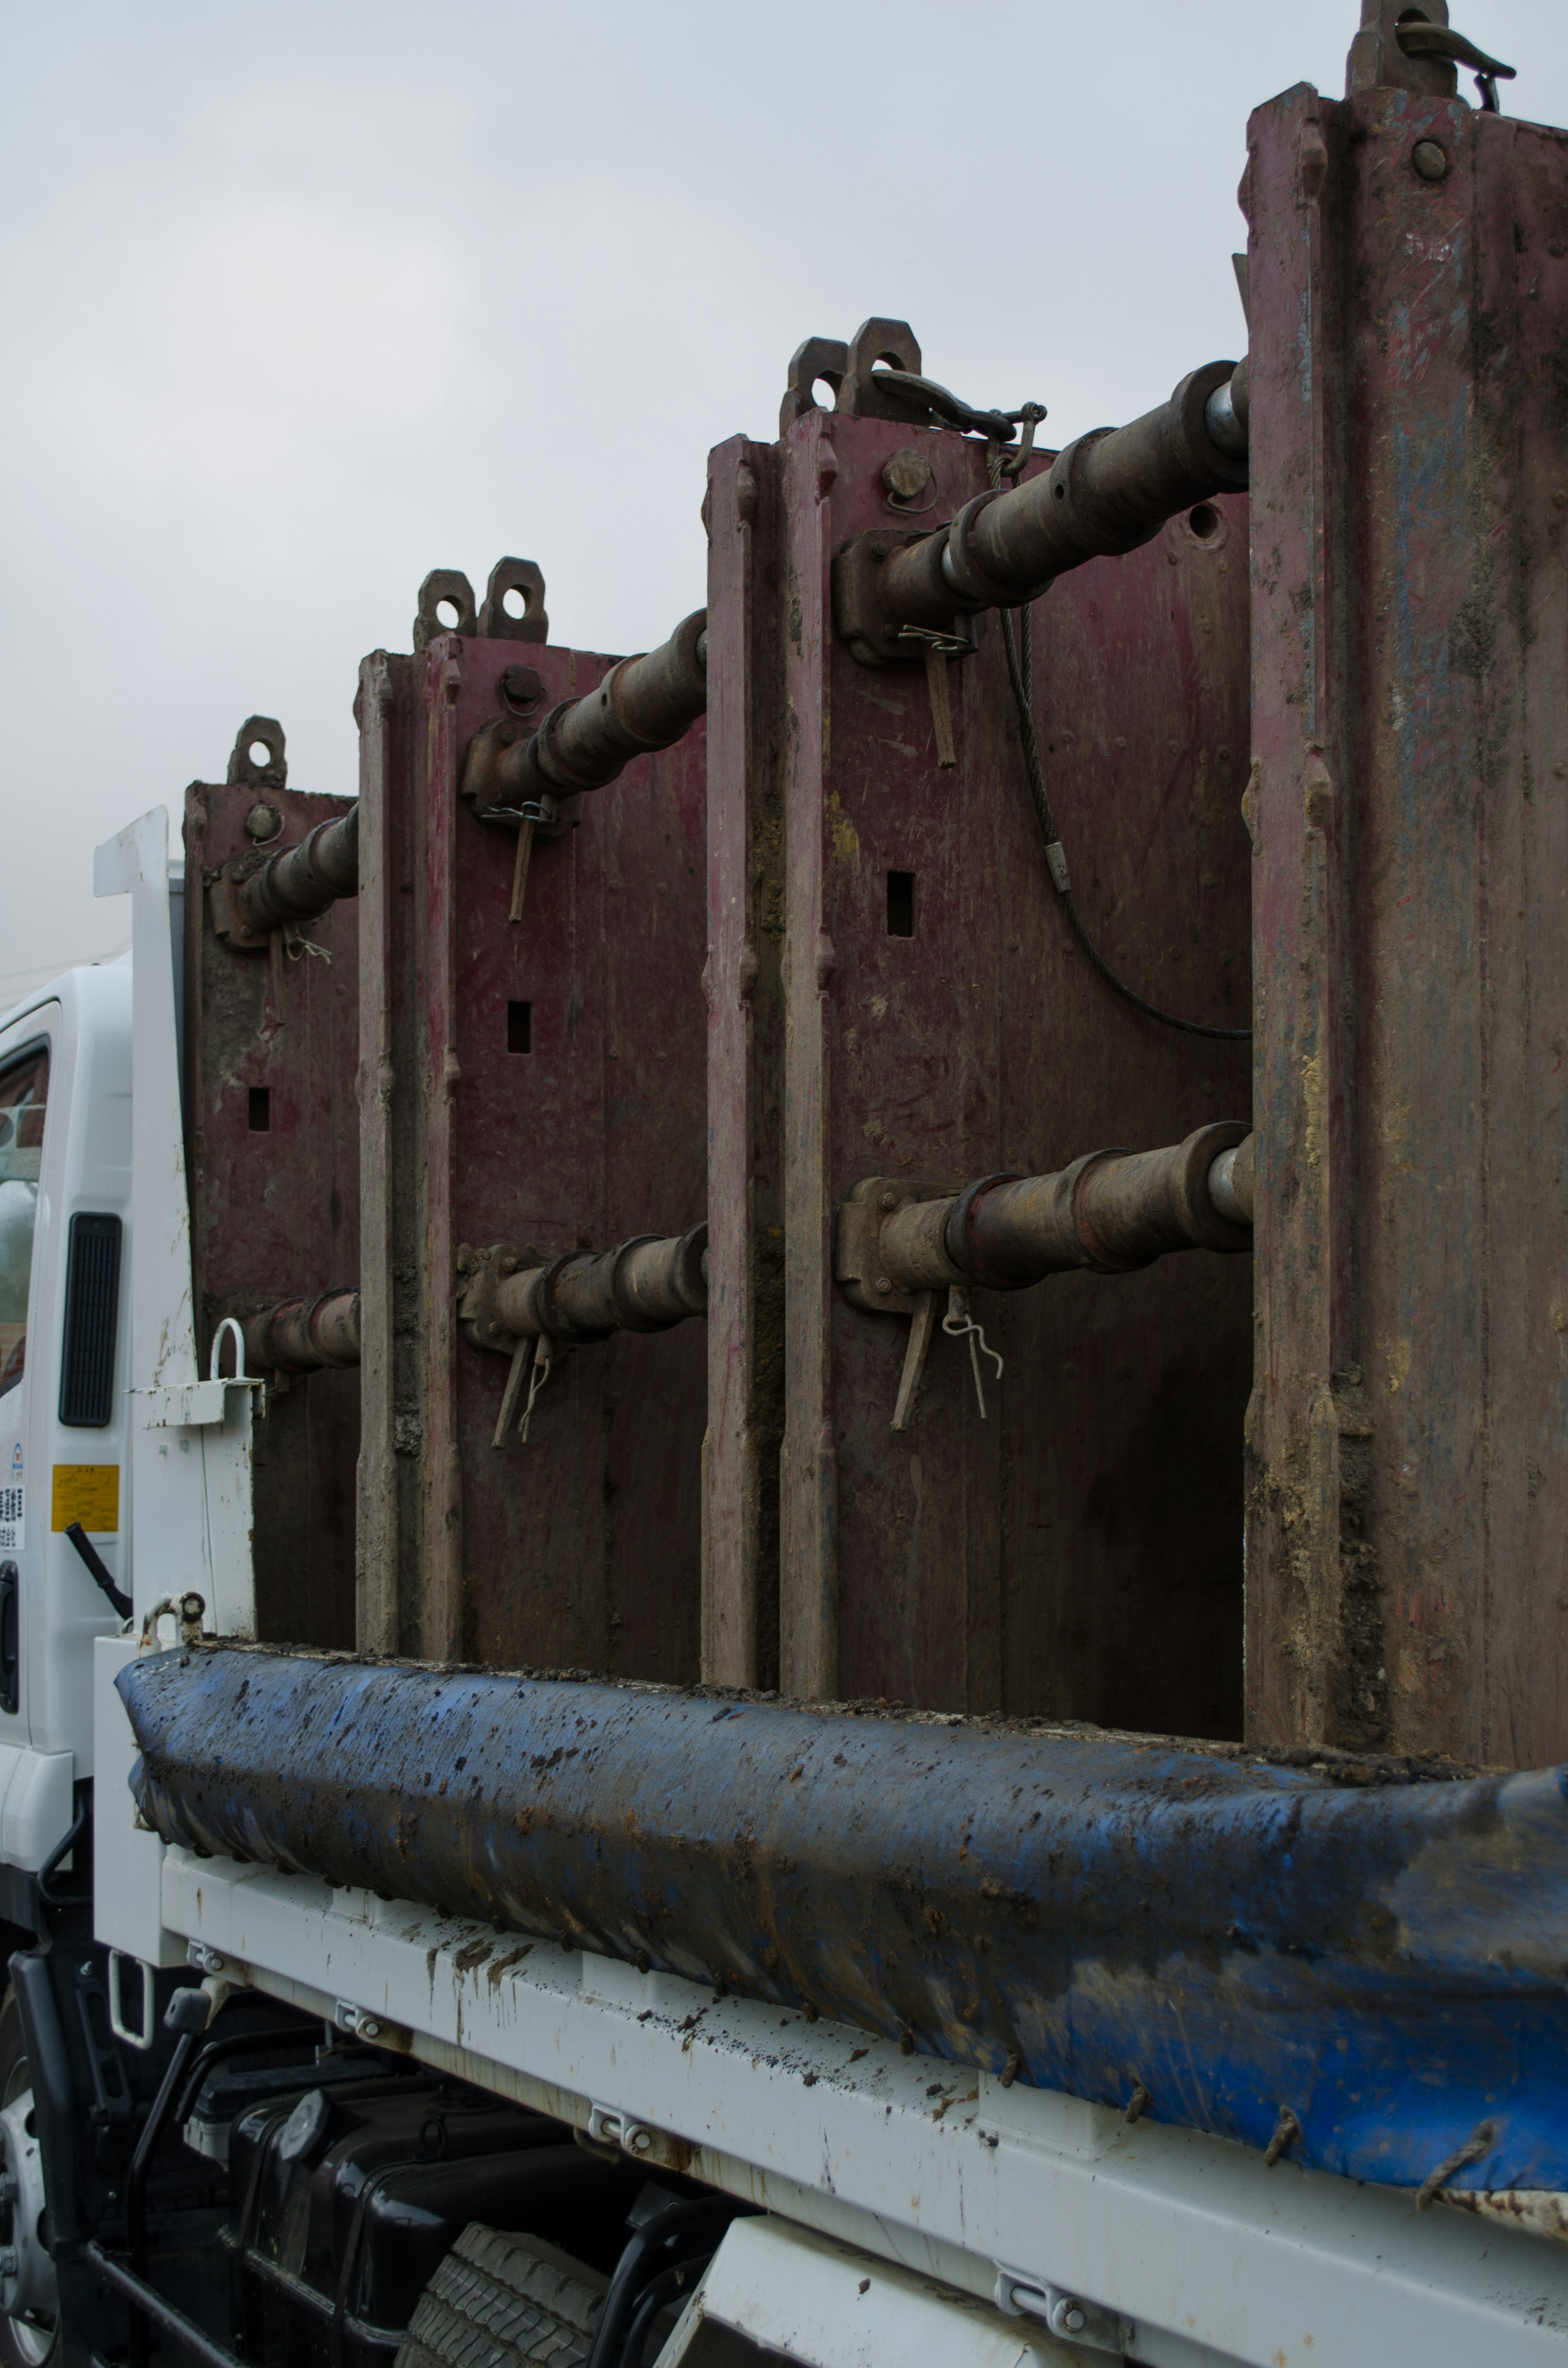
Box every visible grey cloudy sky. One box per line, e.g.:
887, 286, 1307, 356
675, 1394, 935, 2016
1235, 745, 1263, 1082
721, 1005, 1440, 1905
0, 0, 1558, 996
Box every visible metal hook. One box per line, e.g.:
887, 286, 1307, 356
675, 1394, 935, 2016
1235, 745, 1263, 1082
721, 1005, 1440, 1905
209, 1316, 266, 1420
492, 1333, 537, 1449
999, 401, 1048, 484
942, 1289, 1004, 1418
519, 1336, 556, 1443
209, 1318, 249, 1385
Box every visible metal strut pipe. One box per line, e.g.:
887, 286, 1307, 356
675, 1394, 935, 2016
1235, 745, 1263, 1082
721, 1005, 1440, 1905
879, 1124, 1253, 1294
876, 361, 1250, 632
490, 1224, 709, 1347
241, 1289, 362, 1375
463, 612, 708, 814
233, 804, 360, 936
242, 1230, 710, 1378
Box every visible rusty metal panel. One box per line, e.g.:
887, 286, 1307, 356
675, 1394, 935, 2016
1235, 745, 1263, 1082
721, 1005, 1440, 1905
183, 743, 359, 1647
772, 397, 1251, 1725
703, 439, 785, 1689
1246, 86, 1568, 1764
356, 593, 708, 1671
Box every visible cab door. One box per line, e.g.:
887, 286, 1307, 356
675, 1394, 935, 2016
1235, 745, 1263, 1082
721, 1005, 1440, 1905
0, 1034, 52, 1735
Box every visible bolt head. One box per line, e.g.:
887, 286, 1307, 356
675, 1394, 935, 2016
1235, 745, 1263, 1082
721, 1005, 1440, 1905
630, 2129, 650, 2153
1063, 2306, 1086, 2332
882, 447, 932, 502
878, 1190, 898, 1212
244, 801, 283, 843
499, 664, 546, 716
875, 1277, 892, 1294
1411, 139, 1448, 182
359, 2018, 381, 2039
78, 1961, 94, 1980
499, 1252, 519, 1276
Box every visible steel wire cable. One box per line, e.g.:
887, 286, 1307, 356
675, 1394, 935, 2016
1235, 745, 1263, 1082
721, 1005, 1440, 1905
983, 445, 1250, 1041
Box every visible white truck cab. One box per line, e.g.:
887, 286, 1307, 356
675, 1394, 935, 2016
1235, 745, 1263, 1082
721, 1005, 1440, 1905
0, 961, 137, 1893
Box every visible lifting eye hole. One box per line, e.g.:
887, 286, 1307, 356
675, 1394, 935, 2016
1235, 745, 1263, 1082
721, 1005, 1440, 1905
886, 871, 915, 939
436, 599, 462, 630
1188, 503, 1220, 540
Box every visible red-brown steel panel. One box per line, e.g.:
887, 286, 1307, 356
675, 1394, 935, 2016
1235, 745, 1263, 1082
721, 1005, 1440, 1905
184, 758, 360, 1648
703, 438, 785, 1689
757, 390, 1252, 1726
1247, 83, 1568, 1764
357, 604, 708, 1673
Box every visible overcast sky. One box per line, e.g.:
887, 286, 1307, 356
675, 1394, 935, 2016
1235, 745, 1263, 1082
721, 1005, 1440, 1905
0, 0, 1557, 997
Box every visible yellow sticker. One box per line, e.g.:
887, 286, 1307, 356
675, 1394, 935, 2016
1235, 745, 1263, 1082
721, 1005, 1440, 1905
51, 1465, 120, 1534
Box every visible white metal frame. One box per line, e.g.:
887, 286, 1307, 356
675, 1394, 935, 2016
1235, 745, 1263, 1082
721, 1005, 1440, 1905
666, 2215, 1083, 2367
154, 1846, 1568, 2368
93, 809, 255, 1644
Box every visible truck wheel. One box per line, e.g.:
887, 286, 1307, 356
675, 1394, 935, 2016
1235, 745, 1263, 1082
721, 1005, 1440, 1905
0, 1989, 58, 2367
396, 2223, 604, 2368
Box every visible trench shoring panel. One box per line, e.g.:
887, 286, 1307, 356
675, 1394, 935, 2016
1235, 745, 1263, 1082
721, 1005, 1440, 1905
185, 768, 360, 1648
766, 405, 1251, 1725
357, 624, 707, 1674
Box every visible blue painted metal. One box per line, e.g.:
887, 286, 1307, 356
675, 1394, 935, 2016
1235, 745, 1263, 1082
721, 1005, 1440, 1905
120, 1648, 1568, 2196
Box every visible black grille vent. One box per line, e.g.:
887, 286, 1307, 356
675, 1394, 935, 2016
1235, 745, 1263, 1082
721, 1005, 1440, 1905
58, 1213, 122, 1428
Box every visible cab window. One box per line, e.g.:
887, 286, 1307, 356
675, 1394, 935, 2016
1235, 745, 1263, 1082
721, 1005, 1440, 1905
0, 1050, 49, 1400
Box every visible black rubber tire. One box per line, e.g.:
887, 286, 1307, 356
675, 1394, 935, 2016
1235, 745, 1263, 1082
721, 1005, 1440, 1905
0, 1989, 59, 2368
396, 2223, 606, 2368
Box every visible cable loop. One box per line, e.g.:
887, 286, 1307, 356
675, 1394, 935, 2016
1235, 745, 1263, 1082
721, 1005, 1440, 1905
984, 436, 1250, 1044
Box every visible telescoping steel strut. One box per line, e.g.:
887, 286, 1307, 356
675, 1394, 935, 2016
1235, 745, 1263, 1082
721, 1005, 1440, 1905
462, 611, 709, 821
833, 359, 1250, 665
238, 1122, 1251, 1454
238, 1227, 710, 1379
837, 1124, 1253, 1426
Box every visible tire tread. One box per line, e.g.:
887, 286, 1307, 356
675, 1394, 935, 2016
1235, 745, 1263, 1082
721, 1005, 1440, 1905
394, 2221, 606, 2368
